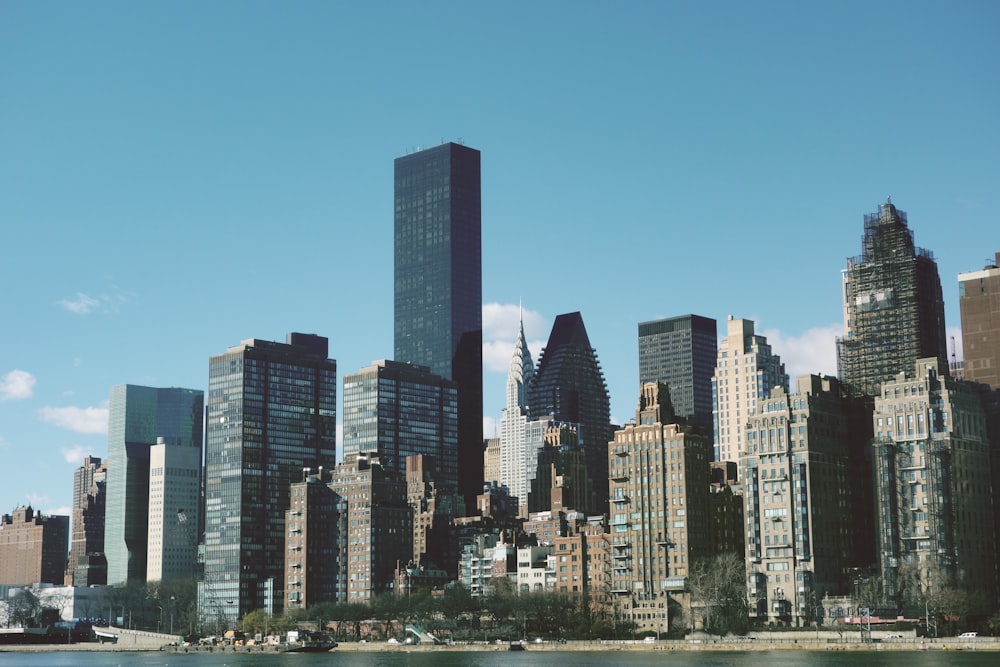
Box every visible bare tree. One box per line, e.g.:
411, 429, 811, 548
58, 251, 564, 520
687, 552, 749, 636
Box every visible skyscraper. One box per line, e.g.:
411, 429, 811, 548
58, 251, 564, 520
528, 311, 612, 515
146, 437, 201, 582
638, 314, 718, 439
199, 333, 336, 625
394, 142, 483, 509
959, 251, 1000, 390
608, 382, 711, 634
712, 317, 787, 464
105, 385, 203, 585
837, 199, 947, 398
66, 455, 107, 586
342, 359, 458, 488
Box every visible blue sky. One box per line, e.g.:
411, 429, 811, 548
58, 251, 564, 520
2, 1, 997, 517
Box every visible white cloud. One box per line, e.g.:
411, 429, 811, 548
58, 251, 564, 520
483, 416, 500, 440
0, 435, 6, 448
482, 302, 547, 373
58, 292, 101, 314
38, 404, 109, 434
60, 444, 90, 465
760, 324, 840, 380
27, 492, 52, 507
0, 369, 36, 401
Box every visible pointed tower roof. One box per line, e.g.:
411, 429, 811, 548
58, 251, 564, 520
506, 316, 535, 413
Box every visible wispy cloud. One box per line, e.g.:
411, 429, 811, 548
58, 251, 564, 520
59, 292, 101, 314
58, 288, 130, 315
0, 369, 36, 400
60, 444, 90, 465
482, 302, 546, 373
38, 404, 109, 434
27, 492, 52, 507
760, 324, 840, 379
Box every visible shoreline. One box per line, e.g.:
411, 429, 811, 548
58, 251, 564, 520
4, 636, 1000, 654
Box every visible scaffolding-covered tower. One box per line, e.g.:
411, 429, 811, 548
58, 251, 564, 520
871, 358, 998, 608
836, 200, 948, 398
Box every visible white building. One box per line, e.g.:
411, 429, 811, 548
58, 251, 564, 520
146, 437, 201, 582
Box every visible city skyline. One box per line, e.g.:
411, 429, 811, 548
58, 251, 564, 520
2, 3, 998, 516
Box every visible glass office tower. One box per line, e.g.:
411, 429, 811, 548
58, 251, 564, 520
394, 142, 483, 509
199, 333, 337, 626
105, 385, 203, 585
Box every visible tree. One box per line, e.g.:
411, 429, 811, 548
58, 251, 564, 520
7, 590, 42, 628
687, 552, 749, 636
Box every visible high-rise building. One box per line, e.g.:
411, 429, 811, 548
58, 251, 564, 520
394, 142, 483, 509
66, 455, 107, 586
872, 358, 999, 606
837, 200, 947, 398
638, 315, 718, 439
959, 252, 1000, 391
199, 333, 337, 625
0, 507, 69, 586
147, 437, 201, 582
105, 385, 204, 585
528, 311, 613, 515
712, 316, 787, 464
608, 382, 712, 635
500, 318, 584, 515
743, 376, 859, 625
342, 359, 458, 489
284, 455, 411, 607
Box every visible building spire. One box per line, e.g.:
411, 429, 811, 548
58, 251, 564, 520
505, 309, 535, 413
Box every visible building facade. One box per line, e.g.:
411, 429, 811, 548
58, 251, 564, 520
959, 251, 1000, 391
712, 316, 787, 464
528, 311, 613, 515
608, 382, 712, 634
743, 376, 858, 625
199, 333, 337, 625
0, 507, 69, 586
65, 456, 106, 586
872, 358, 998, 606
342, 359, 459, 490
394, 142, 483, 509
638, 314, 718, 440
837, 200, 948, 398
105, 384, 204, 585
146, 437, 201, 582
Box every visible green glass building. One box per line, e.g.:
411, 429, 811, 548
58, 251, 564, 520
105, 385, 203, 585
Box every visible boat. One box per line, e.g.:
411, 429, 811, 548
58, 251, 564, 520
282, 630, 337, 652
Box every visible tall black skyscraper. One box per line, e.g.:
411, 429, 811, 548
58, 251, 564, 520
394, 142, 483, 509
199, 333, 337, 625
836, 200, 947, 397
638, 314, 718, 439
528, 311, 612, 515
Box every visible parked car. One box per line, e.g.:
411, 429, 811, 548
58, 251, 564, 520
959, 632, 978, 638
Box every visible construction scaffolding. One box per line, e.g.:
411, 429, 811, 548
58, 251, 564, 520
836, 200, 948, 398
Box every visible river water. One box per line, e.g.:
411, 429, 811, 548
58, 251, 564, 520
0, 650, 996, 667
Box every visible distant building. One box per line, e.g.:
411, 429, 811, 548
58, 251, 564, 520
200, 333, 337, 625
528, 425, 596, 516
872, 358, 999, 606
959, 251, 1000, 391
284, 455, 411, 607
65, 456, 106, 587
712, 317, 787, 464
743, 375, 861, 625
0, 507, 69, 586
837, 200, 947, 398
146, 437, 201, 582
528, 311, 613, 515
407, 454, 464, 577
639, 314, 718, 439
394, 142, 483, 510
343, 360, 458, 491
105, 385, 203, 585
608, 382, 712, 634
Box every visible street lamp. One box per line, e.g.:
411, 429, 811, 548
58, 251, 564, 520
170, 596, 176, 635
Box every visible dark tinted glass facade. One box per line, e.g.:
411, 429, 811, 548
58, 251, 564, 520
200, 333, 337, 626
394, 143, 482, 508
638, 314, 717, 439
342, 360, 458, 488
106, 385, 203, 584
528, 311, 612, 515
